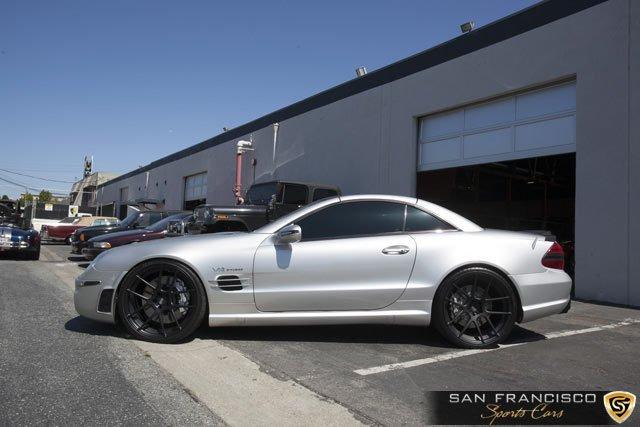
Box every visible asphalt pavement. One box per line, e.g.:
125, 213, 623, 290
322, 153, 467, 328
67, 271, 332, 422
0, 249, 223, 426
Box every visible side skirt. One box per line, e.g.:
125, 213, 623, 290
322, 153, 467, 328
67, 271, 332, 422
209, 309, 430, 327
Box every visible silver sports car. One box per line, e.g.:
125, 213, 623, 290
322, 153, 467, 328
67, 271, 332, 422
74, 195, 571, 348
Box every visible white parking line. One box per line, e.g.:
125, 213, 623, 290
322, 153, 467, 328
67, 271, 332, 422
354, 318, 640, 376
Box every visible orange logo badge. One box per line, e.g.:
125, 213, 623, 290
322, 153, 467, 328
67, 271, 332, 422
603, 391, 636, 424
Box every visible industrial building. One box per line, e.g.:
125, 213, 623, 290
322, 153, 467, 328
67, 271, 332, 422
96, 0, 639, 306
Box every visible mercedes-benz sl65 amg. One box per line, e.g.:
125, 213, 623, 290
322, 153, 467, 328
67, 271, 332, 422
74, 195, 571, 348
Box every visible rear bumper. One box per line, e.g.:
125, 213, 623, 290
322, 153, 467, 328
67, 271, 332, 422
510, 269, 572, 323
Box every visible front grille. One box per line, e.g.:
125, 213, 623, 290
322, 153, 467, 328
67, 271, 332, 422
97, 289, 114, 313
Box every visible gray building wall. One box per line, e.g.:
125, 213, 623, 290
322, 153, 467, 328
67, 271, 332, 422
98, 0, 638, 306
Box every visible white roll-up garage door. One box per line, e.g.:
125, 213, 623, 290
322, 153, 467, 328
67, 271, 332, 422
418, 81, 576, 171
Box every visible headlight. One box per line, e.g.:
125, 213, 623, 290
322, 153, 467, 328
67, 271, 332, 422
79, 233, 85, 241
93, 242, 111, 249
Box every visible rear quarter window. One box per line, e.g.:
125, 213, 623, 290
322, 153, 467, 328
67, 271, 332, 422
405, 206, 455, 232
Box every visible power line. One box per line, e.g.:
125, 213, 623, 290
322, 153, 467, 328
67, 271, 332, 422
0, 168, 75, 184
0, 174, 70, 196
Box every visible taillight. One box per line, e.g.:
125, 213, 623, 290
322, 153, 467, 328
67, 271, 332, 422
542, 242, 565, 270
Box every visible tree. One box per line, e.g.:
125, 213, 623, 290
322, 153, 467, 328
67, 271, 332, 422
1, 195, 8, 200
20, 192, 33, 203
38, 190, 53, 203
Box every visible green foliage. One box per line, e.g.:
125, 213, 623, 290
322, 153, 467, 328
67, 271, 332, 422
38, 190, 53, 203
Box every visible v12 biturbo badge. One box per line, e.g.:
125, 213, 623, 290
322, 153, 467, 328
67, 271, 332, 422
603, 391, 636, 424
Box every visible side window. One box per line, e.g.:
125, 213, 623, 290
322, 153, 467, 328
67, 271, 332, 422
405, 206, 455, 232
312, 188, 338, 202
296, 201, 405, 241
282, 184, 308, 205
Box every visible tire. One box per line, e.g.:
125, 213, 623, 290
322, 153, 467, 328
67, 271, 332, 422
28, 248, 40, 260
64, 236, 71, 245
432, 267, 517, 349
117, 259, 207, 343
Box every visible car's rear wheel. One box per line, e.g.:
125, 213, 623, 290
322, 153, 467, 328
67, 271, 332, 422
433, 267, 517, 349
117, 260, 207, 343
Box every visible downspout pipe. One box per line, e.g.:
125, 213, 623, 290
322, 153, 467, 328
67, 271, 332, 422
234, 140, 253, 204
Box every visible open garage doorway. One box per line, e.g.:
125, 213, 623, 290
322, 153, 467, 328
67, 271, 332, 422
417, 153, 575, 279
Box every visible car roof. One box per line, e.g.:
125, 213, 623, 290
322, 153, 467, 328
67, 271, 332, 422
257, 194, 482, 233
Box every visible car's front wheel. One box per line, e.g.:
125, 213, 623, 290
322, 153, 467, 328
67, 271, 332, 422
117, 259, 207, 343
432, 267, 517, 349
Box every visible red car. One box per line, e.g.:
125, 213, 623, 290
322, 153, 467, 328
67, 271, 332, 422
41, 216, 119, 244
81, 212, 191, 259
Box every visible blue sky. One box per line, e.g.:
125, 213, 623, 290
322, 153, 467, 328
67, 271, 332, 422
0, 0, 538, 198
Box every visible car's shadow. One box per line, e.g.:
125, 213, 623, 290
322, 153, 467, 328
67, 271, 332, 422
65, 316, 547, 349
67, 256, 90, 269
0, 253, 33, 261
65, 316, 127, 338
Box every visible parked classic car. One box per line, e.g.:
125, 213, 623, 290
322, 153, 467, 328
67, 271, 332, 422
82, 212, 192, 260
188, 180, 340, 234
74, 194, 571, 348
0, 223, 41, 260
41, 216, 119, 244
71, 210, 183, 254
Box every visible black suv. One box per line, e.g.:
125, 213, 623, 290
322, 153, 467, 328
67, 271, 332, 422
71, 210, 184, 254
188, 181, 340, 234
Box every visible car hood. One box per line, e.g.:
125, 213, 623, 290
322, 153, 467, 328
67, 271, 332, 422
89, 228, 148, 242
75, 224, 125, 238
92, 231, 270, 272
0, 226, 35, 237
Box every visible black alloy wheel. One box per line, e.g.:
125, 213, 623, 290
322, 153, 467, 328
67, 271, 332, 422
117, 260, 206, 343
433, 267, 517, 348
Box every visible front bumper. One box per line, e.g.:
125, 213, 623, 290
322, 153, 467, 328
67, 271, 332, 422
510, 268, 572, 323
0, 241, 34, 252
81, 247, 105, 260
71, 240, 86, 254
74, 265, 126, 324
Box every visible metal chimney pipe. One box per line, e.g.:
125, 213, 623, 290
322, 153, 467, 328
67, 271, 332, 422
233, 140, 253, 204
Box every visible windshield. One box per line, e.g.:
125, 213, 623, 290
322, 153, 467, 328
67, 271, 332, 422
253, 196, 340, 234
246, 182, 279, 205
147, 213, 191, 232
59, 217, 78, 224
119, 212, 140, 227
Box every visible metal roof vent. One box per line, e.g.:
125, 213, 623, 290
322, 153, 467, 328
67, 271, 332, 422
355, 66, 367, 77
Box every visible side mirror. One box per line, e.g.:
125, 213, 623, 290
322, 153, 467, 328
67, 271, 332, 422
276, 224, 301, 244
166, 220, 185, 236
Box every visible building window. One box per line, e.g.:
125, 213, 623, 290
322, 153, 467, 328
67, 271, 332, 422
183, 172, 207, 210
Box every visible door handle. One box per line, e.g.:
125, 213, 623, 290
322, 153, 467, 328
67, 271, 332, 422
382, 245, 410, 255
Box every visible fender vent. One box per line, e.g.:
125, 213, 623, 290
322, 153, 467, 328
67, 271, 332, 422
217, 275, 243, 291
97, 289, 114, 313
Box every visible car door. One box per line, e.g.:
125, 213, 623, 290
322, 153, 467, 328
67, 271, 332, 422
253, 201, 417, 311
